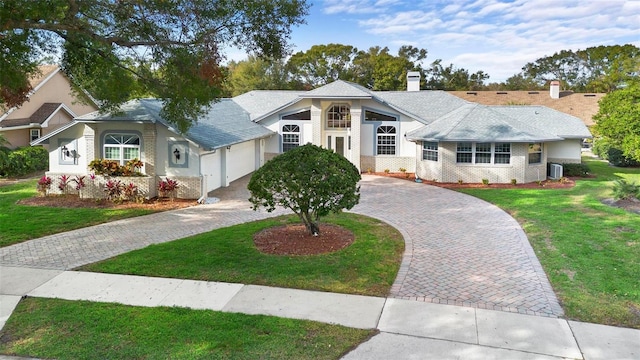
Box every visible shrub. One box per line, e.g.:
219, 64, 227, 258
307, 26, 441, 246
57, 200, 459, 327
89, 158, 145, 176
0, 146, 48, 177
158, 178, 179, 200
612, 179, 640, 200
123, 182, 140, 202
58, 174, 70, 194
561, 163, 590, 177
104, 179, 124, 201
607, 148, 640, 167
72, 175, 86, 191
511, 179, 517, 185
37, 176, 52, 196
482, 178, 490, 185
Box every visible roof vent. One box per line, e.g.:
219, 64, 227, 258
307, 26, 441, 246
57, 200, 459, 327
584, 94, 596, 97
407, 71, 421, 92
497, 92, 507, 94
466, 92, 477, 95
528, 91, 539, 94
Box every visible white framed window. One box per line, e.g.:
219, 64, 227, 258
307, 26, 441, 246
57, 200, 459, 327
327, 104, 351, 128
494, 143, 511, 164
529, 143, 542, 164
103, 133, 140, 165
456, 142, 473, 163
456, 142, 511, 164
475, 142, 492, 164
30, 129, 41, 142
376, 126, 396, 155
282, 124, 301, 152
422, 142, 438, 161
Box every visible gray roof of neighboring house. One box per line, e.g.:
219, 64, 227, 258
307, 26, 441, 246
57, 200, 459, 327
72, 99, 274, 151
406, 103, 568, 142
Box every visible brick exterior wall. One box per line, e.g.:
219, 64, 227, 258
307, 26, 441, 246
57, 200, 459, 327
415, 142, 551, 184
360, 156, 415, 173
159, 175, 201, 199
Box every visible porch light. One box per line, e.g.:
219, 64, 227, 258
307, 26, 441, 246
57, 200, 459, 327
173, 148, 180, 161
61, 145, 71, 157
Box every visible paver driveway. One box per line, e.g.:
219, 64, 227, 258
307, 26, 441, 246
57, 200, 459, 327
0, 174, 563, 317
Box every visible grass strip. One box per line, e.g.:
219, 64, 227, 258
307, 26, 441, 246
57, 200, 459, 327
0, 297, 374, 360
80, 213, 404, 297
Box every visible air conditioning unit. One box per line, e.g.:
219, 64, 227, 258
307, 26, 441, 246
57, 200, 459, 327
549, 163, 563, 180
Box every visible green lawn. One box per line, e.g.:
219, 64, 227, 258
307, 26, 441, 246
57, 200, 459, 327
0, 298, 373, 360
0, 180, 163, 247
79, 213, 405, 297
460, 157, 640, 328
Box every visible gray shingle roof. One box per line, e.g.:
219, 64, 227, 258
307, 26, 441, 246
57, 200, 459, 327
490, 106, 592, 139
75, 99, 274, 151
0, 103, 64, 128
232, 90, 305, 121
406, 103, 566, 142
373, 91, 470, 123
300, 80, 374, 99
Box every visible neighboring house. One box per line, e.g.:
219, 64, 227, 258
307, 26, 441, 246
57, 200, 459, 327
448, 81, 604, 126
34, 73, 591, 199
0, 65, 98, 148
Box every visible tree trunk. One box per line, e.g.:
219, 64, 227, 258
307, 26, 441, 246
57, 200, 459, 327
309, 221, 320, 236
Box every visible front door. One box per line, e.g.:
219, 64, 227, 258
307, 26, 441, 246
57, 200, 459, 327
326, 133, 349, 158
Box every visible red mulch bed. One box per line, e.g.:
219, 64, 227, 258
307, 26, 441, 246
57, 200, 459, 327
371, 172, 576, 189
254, 223, 354, 256
17, 194, 196, 211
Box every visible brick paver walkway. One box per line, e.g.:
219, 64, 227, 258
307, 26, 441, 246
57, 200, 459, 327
0, 174, 563, 317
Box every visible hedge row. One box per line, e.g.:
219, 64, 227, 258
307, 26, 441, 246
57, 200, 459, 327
0, 146, 49, 177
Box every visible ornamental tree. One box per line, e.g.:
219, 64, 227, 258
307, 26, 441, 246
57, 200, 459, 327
1, 0, 309, 133
248, 144, 361, 236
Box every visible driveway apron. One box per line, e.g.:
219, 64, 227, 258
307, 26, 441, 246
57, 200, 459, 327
0, 174, 562, 317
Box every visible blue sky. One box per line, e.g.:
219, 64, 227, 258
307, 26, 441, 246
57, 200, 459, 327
228, 0, 640, 83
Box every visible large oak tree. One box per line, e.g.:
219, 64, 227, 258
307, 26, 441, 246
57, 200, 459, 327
1, 0, 309, 132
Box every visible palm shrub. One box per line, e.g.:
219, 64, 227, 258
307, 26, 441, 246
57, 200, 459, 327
612, 179, 640, 200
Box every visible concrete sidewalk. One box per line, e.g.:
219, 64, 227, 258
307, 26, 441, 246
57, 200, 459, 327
1, 267, 638, 360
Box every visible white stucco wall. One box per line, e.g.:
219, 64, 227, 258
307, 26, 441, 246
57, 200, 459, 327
155, 126, 200, 177
546, 139, 582, 163
46, 124, 88, 174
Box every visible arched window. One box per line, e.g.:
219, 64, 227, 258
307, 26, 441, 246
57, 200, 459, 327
376, 126, 396, 155
327, 104, 351, 128
104, 133, 140, 165
282, 124, 300, 152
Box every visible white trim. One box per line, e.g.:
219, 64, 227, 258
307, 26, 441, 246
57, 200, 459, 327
41, 103, 78, 127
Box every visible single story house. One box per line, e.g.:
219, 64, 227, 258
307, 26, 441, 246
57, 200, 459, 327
1, 65, 98, 148
33, 72, 591, 199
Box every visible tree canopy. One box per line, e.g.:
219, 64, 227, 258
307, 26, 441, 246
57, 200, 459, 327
521, 44, 640, 92
248, 144, 361, 236
1, 0, 309, 132
593, 81, 640, 162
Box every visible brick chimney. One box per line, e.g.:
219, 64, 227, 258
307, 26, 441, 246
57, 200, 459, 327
550, 80, 560, 99
407, 71, 421, 92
